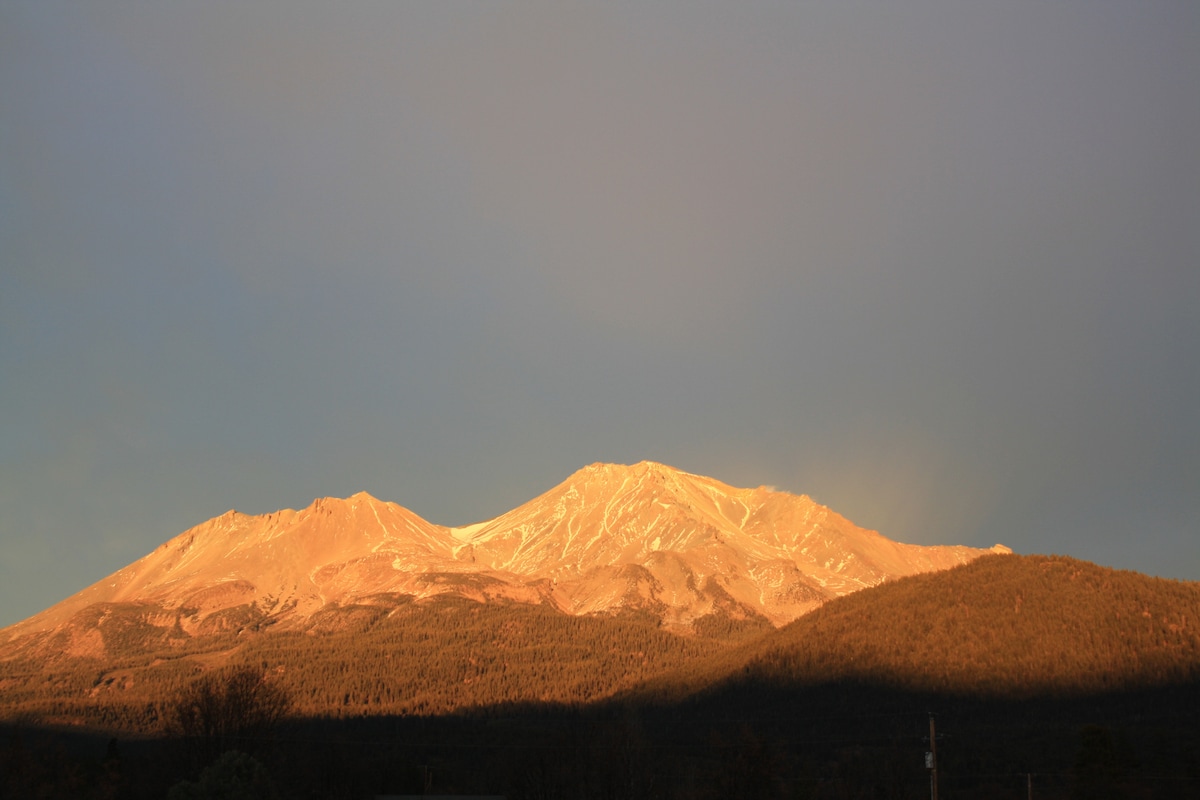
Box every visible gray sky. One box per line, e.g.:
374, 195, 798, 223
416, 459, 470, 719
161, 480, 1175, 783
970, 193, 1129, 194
2, 2, 1197, 628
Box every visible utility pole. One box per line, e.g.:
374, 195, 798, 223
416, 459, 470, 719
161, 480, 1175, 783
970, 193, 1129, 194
928, 713, 939, 800
1027, 772, 1033, 800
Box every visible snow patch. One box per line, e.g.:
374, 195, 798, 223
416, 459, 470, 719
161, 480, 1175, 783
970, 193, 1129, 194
368, 502, 390, 541
450, 520, 492, 542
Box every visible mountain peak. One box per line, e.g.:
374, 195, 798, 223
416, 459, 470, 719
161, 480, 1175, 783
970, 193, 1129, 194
576, 460, 688, 479
303, 490, 382, 511
570, 460, 719, 501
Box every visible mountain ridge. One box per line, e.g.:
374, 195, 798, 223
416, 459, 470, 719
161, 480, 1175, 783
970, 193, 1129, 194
1, 461, 1008, 655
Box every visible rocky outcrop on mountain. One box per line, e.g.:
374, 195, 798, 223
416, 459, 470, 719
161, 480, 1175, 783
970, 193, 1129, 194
0, 461, 1008, 658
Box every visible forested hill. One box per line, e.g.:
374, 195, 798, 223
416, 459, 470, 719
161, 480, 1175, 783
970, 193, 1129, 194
637, 554, 1200, 702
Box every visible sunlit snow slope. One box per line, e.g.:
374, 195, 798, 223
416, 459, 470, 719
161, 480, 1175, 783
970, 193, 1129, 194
1, 462, 1008, 655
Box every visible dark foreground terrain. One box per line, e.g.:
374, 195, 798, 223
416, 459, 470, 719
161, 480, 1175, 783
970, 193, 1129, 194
4, 678, 1198, 799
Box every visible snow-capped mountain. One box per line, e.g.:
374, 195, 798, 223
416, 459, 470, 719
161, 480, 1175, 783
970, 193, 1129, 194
0, 461, 1008, 655
449, 461, 1005, 625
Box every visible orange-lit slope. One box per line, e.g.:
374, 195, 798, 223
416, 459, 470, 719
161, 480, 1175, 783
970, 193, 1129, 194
1, 462, 1008, 653
4, 493, 462, 640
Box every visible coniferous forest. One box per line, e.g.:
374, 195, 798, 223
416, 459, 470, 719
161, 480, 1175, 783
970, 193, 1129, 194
2, 554, 1198, 798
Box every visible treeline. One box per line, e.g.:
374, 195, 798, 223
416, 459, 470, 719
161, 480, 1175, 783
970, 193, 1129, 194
238, 596, 727, 717
0, 595, 731, 731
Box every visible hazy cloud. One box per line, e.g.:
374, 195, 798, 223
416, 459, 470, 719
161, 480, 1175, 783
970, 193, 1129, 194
1, 1, 1196, 626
